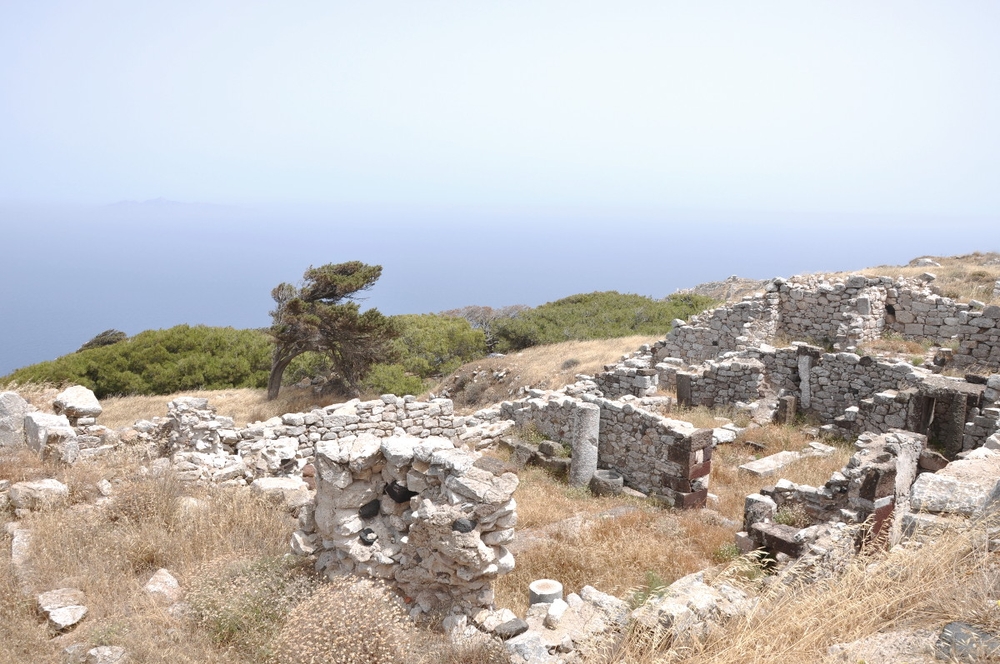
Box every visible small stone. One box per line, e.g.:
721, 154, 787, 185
358, 528, 377, 546
144, 569, 182, 605
451, 518, 476, 533
544, 598, 569, 629
493, 618, 529, 640
86, 646, 128, 664
358, 498, 381, 519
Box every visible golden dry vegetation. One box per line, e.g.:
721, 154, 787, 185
493, 418, 853, 617
843, 252, 1000, 306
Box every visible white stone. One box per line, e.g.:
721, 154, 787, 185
23, 412, 76, 455
54, 386, 103, 419
86, 646, 128, 664
739, 451, 802, 477
0, 391, 30, 447
144, 568, 182, 605
38, 588, 88, 630
9, 479, 69, 510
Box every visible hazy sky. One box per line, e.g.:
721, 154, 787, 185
1, 2, 999, 374
3, 1, 1000, 214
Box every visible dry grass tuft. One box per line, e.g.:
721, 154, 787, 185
188, 556, 318, 661
0, 455, 298, 664
270, 575, 407, 664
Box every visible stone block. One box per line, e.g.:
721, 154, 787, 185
739, 451, 802, 477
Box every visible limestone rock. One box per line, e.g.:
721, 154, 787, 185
630, 572, 755, 645
249, 477, 311, 510
86, 646, 128, 664
144, 568, 182, 605
936, 621, 1000, 662
54, 386, 103, 420
739, 450, 802, 477
38, 588, 87, 631
9, 479, 69, 510
0, 391, 30, 447
24, 412, 78, 462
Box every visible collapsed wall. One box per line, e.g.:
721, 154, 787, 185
741, 430, 926, 558
653, 274, 1000, 370
305, 434, 518, 614
483, 387, 713, 508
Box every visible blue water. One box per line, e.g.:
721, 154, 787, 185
0, 202, 995, 376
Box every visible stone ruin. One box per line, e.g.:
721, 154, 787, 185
0, 385, 119, 465
4, 265, 1000, 660
306, 433, 518, 615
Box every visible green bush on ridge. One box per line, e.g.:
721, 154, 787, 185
3, 325, 272, 398
491, 291, 717, 352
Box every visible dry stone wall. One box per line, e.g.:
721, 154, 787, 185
492, 388, 712, 507
305, 434, 518, 614
651, 273, 1000, 371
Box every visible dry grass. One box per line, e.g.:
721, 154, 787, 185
0, 447, 300, 664
831, 251, 1000, 306
98, 386, 332, 430
434, 336, 662, 411
611, 516, 1000, 663
495, 420, 853, 617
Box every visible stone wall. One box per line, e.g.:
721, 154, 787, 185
651, 274, 1000, 371
305, 434, 518, 615
494, 389, 711, 507
950, 305, 1000, 369
741, 430, 925, 555
655, 297, 779, 364
676, 358, 766, 409
587, 395, 712, 507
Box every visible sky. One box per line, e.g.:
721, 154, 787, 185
1, 2, 999, 374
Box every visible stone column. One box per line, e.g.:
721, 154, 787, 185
568, 403, 600, 487
798, 352, 813, 410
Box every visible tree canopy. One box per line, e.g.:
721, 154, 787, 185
267, 262, 400, 399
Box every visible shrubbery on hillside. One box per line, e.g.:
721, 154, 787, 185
4, 325, 273, 398
362, 314, 488, 396
3, 292, 714, 398
491, 291, 717, 352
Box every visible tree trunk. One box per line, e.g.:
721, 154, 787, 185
267, 355, 295, 400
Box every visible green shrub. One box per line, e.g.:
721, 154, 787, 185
362, 363, 426, 397
492, 292, 717, 352
3, 325, 272, 398
390, 314, 488, 378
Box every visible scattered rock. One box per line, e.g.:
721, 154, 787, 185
144, 568, 182, 605
9, 479, 69, 511
54, 386, 103, 420
38, 588, 88, 631
86, 646, 128, 664
936, 621, 1000, 662
0, 391, 31, 447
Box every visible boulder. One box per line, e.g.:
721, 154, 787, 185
9, 479, 69, 510
37, 588, 87, 631
936, 621, 1000, 662
250, 477, 311, 511
54, 386, 103, 420
23, 412, 78, 463
144, 568, 182, 605
0, 391, 30, 447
